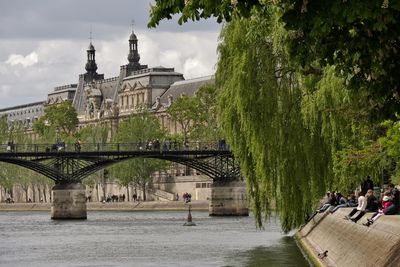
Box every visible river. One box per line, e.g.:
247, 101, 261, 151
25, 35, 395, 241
0, 211, 310, 266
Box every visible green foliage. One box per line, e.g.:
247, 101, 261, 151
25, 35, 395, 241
378, 120, 400, 185
148, 0, 260, 27
76, 124, 110, 188
168, 94, 203, 142
34, 101, 79, 137
168, 84, 222, 142
77, 124, 109, 144
216, 10, 333, 232
110, 112, 168, 200
149, 0, 400, 120
0, 116, 8, 144
191, 84, 223, 140
0, 119, 52, 198
148, 0, 400, 231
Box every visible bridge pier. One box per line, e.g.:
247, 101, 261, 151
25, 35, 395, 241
209, 181, 249, 216
51, 183, 87, 220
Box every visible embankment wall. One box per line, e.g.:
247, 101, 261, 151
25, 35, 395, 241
0, 200, 209, 212
296, 208, 400, 267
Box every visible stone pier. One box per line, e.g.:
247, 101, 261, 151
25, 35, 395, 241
51, 183, 87, 219
209, 181, 248, 216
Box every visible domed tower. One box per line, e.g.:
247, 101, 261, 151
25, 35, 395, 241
128, 31, 140, 67
126, 28, 147, 75
85, 42, 99, 81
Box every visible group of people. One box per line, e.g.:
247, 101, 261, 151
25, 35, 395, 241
316, 176, 399, 227
103, 194, 126, 203
317, 191, 357, 214
348, 183, 399, 226
182, 192, 192, 203
138, 139, 179, 151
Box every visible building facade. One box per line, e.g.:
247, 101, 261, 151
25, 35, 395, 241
0, 29, 215, 202
0, 29, 213, 134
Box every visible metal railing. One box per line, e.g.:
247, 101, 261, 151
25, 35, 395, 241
0, 141, 230, 154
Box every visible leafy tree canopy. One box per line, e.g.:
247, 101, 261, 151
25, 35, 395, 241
149, 0, 400, 120
34, 101, 79, 137
110, 111, 168, 200
168, 94, 203, 142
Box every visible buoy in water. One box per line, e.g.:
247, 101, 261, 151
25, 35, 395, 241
183, 204, 196, 226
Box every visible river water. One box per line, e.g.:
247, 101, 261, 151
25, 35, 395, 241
0, 211, 310, 267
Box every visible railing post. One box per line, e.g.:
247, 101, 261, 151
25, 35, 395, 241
117, 143, 120, 152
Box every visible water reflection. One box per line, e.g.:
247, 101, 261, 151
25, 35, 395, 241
237, 237, 310, 267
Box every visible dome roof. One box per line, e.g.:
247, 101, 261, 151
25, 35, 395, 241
88, 42, 95, 51
129, 31, 137, 41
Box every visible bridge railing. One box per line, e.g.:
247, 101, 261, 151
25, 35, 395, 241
0, 140, 230, 153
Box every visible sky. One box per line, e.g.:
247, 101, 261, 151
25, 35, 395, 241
0, 0, 221, 108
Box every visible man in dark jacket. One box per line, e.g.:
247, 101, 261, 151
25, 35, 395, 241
361, 176, 374, 196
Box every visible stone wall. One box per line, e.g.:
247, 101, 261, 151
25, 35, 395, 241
209, 181, 248, 216
296, 208, 400, 267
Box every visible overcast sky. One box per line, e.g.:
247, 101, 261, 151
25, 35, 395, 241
0, 0, 221, 108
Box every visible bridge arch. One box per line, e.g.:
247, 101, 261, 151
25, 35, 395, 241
0, 142, 240, 184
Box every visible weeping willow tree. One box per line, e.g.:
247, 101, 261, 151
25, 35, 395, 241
217, 7, 391, 231
301, 67, 389, 193
216, 8, 333, 231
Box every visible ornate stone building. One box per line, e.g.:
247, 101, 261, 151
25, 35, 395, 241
0, 28, 213, 134
0, 28, 215, 202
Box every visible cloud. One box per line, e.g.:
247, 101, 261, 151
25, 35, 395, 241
0, 30, 219, 108
183, 58, 210, 78
0, 0, 222, 108
139, 31, 218, 78
5, 52, 38, 67
0, 85, 11, 96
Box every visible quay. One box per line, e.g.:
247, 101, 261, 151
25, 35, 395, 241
296, 208, 400, 267
0, 200, 209, 212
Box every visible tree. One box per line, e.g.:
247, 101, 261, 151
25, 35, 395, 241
0, 120, 39, 202
111, 111, 168, 201
77, 124, 109, 201
215, 11, 337, 231
0, 115, 8, 144
34, 101, 79, 137
191, 84, 223, 141
167, 95, 203, 143
149, 1, 400, 120
147, 0, 400, 231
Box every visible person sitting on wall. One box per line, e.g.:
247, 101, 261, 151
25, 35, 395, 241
344, 191, 366, 221
329, 192, 347, 213
363, 192, 393, 227
346, 189, 378, 223
317, 191, 337, 213
383, 183, 399, 215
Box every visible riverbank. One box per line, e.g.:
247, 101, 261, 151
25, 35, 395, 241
0, 200, 209, 212
296, 208, 400, 267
